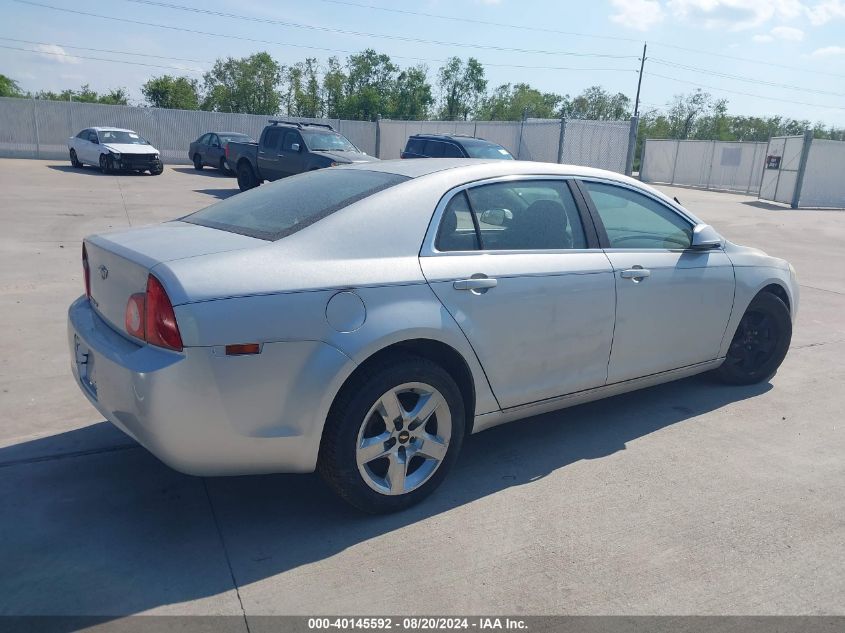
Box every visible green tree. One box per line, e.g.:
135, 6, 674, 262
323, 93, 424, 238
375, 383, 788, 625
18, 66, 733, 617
142, 75, 200, 110
342, 49, 399, 120
202, 52, 283, 114
284, 58, 321, 117
0, 74, 24, 97
390, 65, 433, 119
321, 56, 346, 119
563, 86, 631, 120
33, 84, 127, 105
437, 57, 486, 120
479, 83, 563, 120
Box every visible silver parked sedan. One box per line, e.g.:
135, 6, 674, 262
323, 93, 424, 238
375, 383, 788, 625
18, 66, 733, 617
68, 160, 798, 512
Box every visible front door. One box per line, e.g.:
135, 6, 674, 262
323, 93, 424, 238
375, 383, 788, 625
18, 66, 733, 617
277, 130, 306, 176
420, 178, 616, 409
578, 179, 735, 383
256, 127, 284, 181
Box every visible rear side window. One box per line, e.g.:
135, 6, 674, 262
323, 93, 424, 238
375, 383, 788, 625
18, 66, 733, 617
262, 127, 283, 150
424, 141, 447, 157
183, 169, 410, 241
405, 138, 425, 155
441, 143, 464, 158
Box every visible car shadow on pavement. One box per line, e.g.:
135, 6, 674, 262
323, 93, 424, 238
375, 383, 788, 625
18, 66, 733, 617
172, 167, 233, 178
0, 375, 771, 619
46, 165, 151, 177
194, 188, 239, 200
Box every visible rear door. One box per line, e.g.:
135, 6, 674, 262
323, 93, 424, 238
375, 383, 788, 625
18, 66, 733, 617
420, 176, 616, 409
578, 179, 735, 383
256, 127, 284, 180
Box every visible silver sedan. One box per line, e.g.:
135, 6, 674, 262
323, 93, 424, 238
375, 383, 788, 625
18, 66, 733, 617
68, 160, 798, 512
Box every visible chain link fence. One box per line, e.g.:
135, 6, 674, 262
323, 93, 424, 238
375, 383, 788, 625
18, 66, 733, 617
0, 97, 637, 174
640, 138, 767, 195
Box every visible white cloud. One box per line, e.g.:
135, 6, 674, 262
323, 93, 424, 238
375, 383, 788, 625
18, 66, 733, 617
811, 45, 845, 56
753, 33, 775, 41
771, 25, 805, 39
806, 0, 845, 24
610, 0, 665, 30
35, 44, 80, 65
666, 0, 804, 30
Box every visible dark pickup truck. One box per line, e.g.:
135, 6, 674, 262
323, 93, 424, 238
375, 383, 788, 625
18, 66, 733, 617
226, 120, 377, 191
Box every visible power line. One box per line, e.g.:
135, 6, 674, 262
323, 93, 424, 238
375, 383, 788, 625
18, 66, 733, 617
308, 0, 845, 80
0, 37, 212, 64
650, 58, 845, 97
0, 44, 205, 72
10, 2, 635, 74
310, 0, 643, 44
643, 71, 845, 111
114, 0, 638, 59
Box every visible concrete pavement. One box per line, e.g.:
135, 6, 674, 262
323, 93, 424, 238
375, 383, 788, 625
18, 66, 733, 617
0, 160, 843, 617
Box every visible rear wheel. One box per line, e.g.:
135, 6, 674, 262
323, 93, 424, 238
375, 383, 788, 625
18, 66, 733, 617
236, 162, 258, 191
318, 356, 465, 513
69, 149, 81, 168
716, 292, 791, 385
193, 153, 203, 170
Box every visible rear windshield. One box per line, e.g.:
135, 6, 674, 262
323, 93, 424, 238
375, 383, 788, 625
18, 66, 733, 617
182, 169, 409, 241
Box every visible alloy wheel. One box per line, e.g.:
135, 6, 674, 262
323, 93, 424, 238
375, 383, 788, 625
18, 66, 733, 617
726, 310, 779, 373
355, 382, 452, 496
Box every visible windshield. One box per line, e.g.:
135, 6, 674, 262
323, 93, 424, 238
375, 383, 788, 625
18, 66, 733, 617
183, 169, 409, 240
463, 141, 514, 160
302, 130, 358, 152
98, 130, 149, 145
220, 134, 254, 144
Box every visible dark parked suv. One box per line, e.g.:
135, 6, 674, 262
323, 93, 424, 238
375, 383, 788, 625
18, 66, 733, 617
401, 134, 514, 160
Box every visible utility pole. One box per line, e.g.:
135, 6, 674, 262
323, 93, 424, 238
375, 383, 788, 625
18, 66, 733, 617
634, 42, 647, 118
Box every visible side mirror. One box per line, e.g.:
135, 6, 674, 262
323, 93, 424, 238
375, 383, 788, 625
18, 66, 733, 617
479, 208, 512, 226
691, 223, 722, 250
291, 143, 300, 152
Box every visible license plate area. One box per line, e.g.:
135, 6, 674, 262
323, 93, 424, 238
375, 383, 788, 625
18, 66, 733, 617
74, 334, 98, 399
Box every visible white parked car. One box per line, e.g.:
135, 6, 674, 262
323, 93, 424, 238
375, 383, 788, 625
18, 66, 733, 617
67, 127, 163, 175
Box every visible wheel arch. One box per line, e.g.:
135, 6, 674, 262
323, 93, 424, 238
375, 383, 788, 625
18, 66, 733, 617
327, 338, 479, 436
757, 282, 791, 314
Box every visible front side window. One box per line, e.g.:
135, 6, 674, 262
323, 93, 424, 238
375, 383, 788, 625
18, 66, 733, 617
282, 130, 303, 151
198, 133, 210, 145
87, 131, 99, 143
582, 181, 692, 249
76, 129, 89, 139
436, 180, 587, 252
440, 143, 464, 158
183, 169, 409, 241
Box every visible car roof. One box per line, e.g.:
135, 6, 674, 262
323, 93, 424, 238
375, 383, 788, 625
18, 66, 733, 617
344, 158, 628, 182
90, 127, 136, 133
409, 134, 479, 142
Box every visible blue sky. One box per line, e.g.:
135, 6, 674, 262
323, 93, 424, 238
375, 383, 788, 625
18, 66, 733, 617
2, 0, 844, 125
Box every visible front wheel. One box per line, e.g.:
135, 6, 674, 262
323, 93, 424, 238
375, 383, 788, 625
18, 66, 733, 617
149, 164, 163, 176
715, 292, 792, 385
99, 154, 113, 174
236, 162, 258, 191
219, 157, 232, 175
318, 356, 465, 513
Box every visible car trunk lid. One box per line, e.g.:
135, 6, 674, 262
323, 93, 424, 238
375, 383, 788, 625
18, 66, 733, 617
85, 221, 265, 335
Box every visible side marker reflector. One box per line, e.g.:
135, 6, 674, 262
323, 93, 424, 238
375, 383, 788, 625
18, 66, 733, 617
225, 343, 261, 356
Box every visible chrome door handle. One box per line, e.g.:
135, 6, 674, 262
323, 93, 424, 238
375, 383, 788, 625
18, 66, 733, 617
453, 278, 498, 291
620, 268, 650, 280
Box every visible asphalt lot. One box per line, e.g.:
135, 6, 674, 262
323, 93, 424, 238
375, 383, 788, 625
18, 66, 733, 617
1, 159, 843, 619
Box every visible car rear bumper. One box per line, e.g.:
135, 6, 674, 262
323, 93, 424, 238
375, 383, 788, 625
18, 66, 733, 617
67, 296, 355, 476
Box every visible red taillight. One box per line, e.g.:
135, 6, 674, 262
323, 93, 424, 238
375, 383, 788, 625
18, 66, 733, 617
82, 243, 91, 297
123, 275, 183, 351
145, 275, 183, 351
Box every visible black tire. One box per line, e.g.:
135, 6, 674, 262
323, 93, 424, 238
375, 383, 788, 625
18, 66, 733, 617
236, 162, 258, 191
99, 154, 113, 174
69, 149, 81, 168
715, 292, 792, 385
318, 356, 466, 514
219, 157, 232, 175
193, 153, 203, 170
149, 164, 163, 176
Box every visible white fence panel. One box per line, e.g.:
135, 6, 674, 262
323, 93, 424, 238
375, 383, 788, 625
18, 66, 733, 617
641, 138, 766, 194
561, 119, 630, 174
798, 139, 845, 208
